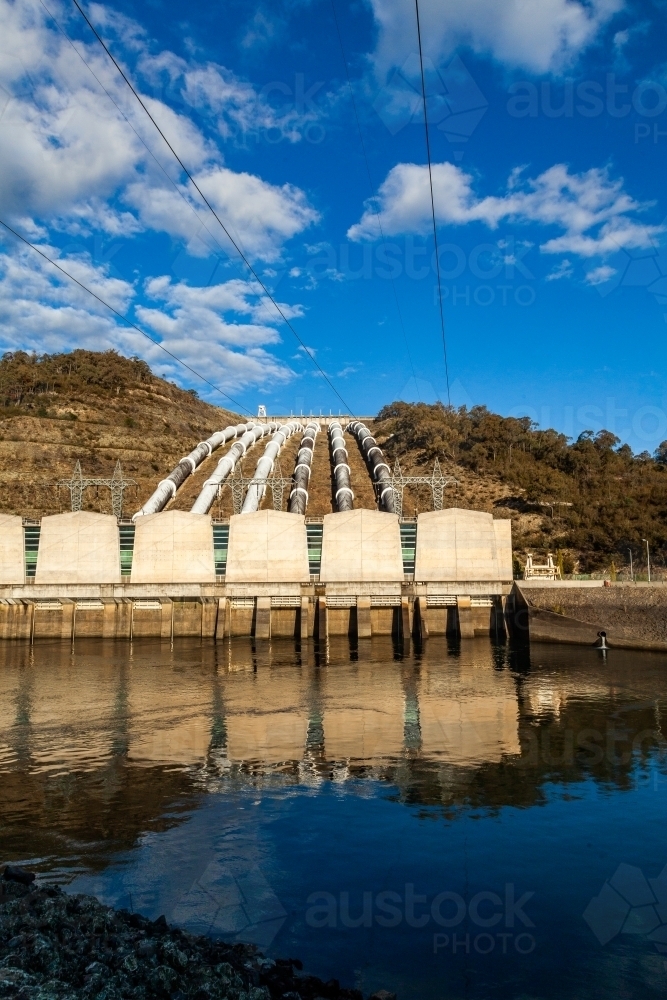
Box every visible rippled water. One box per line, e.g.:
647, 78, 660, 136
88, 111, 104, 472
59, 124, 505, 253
2, 635, 667, 998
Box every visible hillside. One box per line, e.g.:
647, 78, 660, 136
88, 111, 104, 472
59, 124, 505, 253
0, 350, 239, 519
2, 350, 665, 575
374, 402, 667, 574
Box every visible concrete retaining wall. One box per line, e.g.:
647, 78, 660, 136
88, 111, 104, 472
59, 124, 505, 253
0, 516, 24, 585
320, 509, 403, 582
131, 511, 215, 584
415, 509, 512, 583
35, 512, 121, 584
514, 583, 667, 652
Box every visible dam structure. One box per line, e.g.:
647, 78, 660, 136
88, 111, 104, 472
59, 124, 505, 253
0, 417, 512, 642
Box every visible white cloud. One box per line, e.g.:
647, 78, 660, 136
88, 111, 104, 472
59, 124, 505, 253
348, 161, 662, 258
0, 244, 138, 357
369, 0, 623, 76
0, 0, 318, 261
136, 33, 321, 143
546, 259, 573, 280
584, 264, 617, 285
240, 10, 284, 51
0, 242, 294, 390
123, 169, 317, 262
196, 168, 318, 261
136, 274, 294, 386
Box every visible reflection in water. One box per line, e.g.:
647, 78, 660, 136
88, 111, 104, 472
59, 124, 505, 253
1, 637, 667, 999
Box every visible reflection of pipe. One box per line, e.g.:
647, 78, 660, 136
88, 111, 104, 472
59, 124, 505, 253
133, 422, 250, 519
289, 421, 319, 515
347, 420, 395, 513
241, 421, 302, 513
330, 420, 353, 511
190, 423, 277, 514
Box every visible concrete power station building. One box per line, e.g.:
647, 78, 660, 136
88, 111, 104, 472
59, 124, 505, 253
0, 418, 513, 642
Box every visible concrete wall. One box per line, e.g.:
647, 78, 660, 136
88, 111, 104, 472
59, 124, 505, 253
0, 515, 25, 585
415, 508, 512, 583
493, 519, 513, 580
35, 512, 121, 584
320, 509, 403, 583
225, 510, 309, 584
131, 511, 215, 584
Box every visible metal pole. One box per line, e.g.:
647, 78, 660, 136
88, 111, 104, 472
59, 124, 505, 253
629, 548, 633, 582
643, 538, 651, 582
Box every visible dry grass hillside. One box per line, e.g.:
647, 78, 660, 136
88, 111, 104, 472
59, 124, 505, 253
0, 350, 239, 519
0, 351, 547, 544
5, 351, 659, 575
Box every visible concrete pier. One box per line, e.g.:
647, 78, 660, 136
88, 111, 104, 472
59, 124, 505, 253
415, 509, 512, 583
225, 510, 309, 583
320, 509, 403, 582
0, 515, 25, 585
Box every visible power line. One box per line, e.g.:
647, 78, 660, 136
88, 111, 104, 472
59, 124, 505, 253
69, 0, 355, 416
414, 0, 451, 407
0, 218, 254, 416
329, 0, 421, 403
37, 0, 248, 277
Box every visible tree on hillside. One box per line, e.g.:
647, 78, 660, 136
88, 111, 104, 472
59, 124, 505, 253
375, 401, 667, 571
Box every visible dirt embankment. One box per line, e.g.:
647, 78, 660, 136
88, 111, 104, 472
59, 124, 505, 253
524, 585, 667, 645
0, 383, 239, 520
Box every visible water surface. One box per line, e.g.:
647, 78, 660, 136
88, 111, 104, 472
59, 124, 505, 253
1, 636, 666, 998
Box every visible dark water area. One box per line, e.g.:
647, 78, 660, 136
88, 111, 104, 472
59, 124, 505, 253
1, 635, 667, 998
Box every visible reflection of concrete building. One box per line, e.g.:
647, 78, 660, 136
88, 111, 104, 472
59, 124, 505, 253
320, 662, 405, 762
1, 638, 525, 804
223, 667, 309, 765
130, 717, 212, 766
418, 643, 520, 765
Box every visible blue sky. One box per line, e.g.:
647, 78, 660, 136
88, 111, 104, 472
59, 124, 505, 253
1, 0, 666, 449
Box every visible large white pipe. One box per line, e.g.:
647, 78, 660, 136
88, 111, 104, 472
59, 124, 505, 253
133, 422, 251, 519
289, 421, 319, 514
330, 420, 353, 511
190, 422, 277, 514
241, 420, 302, 513
347, 420, 395, 513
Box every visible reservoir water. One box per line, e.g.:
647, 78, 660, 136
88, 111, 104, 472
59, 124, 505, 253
1, 636, 666, 998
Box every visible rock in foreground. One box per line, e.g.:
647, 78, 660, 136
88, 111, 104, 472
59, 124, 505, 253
0, 878, 368, 1000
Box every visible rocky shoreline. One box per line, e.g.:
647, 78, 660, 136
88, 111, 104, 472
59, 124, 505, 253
0, 868, 394, 1000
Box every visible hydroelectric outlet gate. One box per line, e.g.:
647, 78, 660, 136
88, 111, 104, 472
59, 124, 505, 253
0, 419, 512, 642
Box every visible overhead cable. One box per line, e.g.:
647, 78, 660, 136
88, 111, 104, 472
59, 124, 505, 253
37, 0, 249, 276
70, 0, 355, 416
414, 0, 451, 406
0, 219, 252, 415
